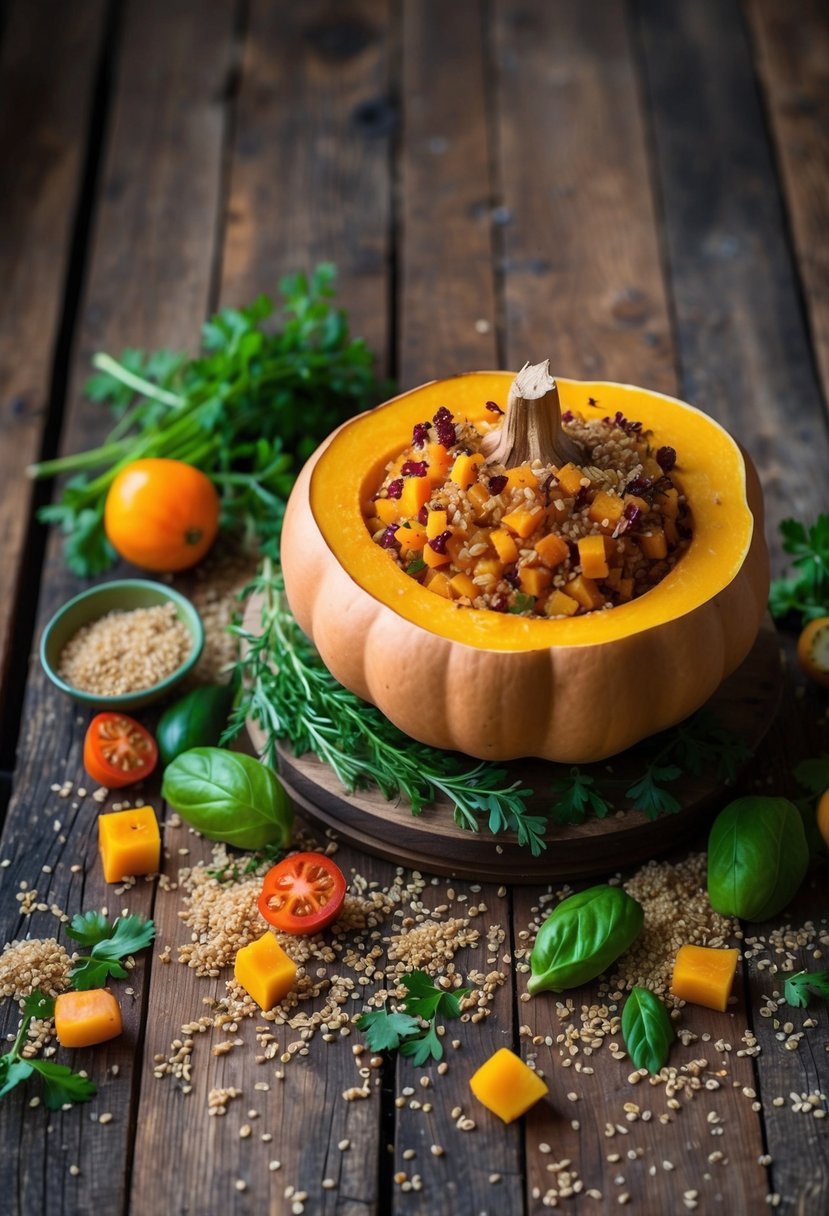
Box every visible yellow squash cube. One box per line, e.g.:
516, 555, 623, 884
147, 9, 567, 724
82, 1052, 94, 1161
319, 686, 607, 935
234, 932, 297, 1011
98, 806, 160, 883
535, 532, 569, 568
449, 452, 485, 490
670, 944, 739, 1012
426, 508, 448, 539
545, 589, 579, 617
55, 988, 122, 1049
502, 507, 542, 539
490, 528, 519, 564
577, 534, 610, 580
399, 476, 431, 519
469, 1047, 549, 1123
555, 462, 584, 496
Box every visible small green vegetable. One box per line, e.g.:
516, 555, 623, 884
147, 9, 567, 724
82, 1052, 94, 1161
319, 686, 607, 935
527, 885, 644, 996
783, 969, 829, 1009
355, 970, 469, 1065
621, 987, 674, 1073
66, 911, 156, 990
161, 747, 293, 850
157, 682, 237, 766
707, 796, 809, 922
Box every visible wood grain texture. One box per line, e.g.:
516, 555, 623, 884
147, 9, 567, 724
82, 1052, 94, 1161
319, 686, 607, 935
745, 0, 829, 413
0, 2, 237, 1214
222, 0, 392, 369
492, 0, 677, 394
0, 0, 104, 705
398, 0, 498, 387
636, 0, 829, 559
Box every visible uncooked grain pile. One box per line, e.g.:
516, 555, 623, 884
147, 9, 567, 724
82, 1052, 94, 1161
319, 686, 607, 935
57, 601, 191, 695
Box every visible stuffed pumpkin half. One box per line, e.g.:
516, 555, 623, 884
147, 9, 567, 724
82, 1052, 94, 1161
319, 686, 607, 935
280, 363, 769, 763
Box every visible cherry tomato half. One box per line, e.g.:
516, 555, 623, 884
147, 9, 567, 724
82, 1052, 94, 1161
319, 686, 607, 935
83, 712, 158, 789
258, 852, 346, 935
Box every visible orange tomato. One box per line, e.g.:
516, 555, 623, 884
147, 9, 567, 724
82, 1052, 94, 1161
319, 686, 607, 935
797, 616, 829, 689
104, 458, 220, 572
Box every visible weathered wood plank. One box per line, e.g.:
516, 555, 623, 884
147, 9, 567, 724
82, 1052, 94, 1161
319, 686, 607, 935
745, 0, 829, 412
398, 0, 498, 388
493, 0, 676, 394
221, 0, 392, 370
636, 0, 829, 562
0, 2, 237, 1214
0, 0, 105, 716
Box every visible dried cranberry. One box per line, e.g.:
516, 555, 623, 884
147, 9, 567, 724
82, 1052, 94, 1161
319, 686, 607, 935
386, 478, 403, 499
417, 505, 428, 525
433, 406, 454, 426
503, 565, 520, 589
490, 594, 509, 612
380, 526, 400, 550
540, 473, 553, 504
623, 503, 642, 530
574, 486, 589, 509
607, 410, 642, 436
561, 409, 574, 423
428, 529, 452, 555
488, 474, 508, 496
656, 446, 677, 472
412, 421, 430, 448
401, 460, 428, 478
433, 405, 456, 448
624, 474, 652, 497
485, 400, 504, 415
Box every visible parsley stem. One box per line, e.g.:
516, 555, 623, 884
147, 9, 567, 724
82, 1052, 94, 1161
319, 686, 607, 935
90, 352, 185, 408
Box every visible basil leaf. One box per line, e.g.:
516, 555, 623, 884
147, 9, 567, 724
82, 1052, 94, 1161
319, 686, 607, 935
162, 748, 293, 850
527, 885, 643, 996
707, 797, 808, 922
621, 987, 674, 1073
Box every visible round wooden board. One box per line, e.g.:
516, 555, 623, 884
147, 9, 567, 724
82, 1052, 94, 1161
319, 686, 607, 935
244, 594, 783, 881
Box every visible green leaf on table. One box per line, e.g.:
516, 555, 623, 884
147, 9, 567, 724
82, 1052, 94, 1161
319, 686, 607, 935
783, 969, 829, 1010
621, 987, 675, 1074
551, 768, 613, 826
354, 1008, 421, 1053
22, 990, 55, 1021
28, 1060, 97, 1110
794, 755, 829, 796
399, 1022, 443, 1066
625, 766, 682, 819
400, 971, 469, 1023
769, 514, 829, 625
69, 913, 155, 990
0, 1057, 34, 1100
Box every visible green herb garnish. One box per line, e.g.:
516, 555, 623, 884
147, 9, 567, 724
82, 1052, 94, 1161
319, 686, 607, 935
784, 969, 829, 1009
621, 987, 675, 1073
769, 514, 829, 624
31, 265, 387, 575
66, 911, 156, 990
228, 561, 546, 853
0, 991, 96, 1110
356, 970, 469, 1064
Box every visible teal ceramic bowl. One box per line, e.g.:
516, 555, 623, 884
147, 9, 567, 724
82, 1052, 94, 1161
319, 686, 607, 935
40, 579, 205, 711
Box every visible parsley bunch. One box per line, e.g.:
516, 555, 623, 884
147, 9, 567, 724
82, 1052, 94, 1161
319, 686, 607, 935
31, 265, 387, 575
769, 515, 829, 624
227, 561, 547, 853
356, 971, 469, 1065
784, 969, 829, 1009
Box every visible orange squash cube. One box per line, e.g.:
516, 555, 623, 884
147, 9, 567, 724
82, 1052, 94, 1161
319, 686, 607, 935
469, 1048, 549, 1123
474, 558, 504, 581
618, 577, 634, 600
555, 463, 584, 496
545, 589, 580, 617
427, 442, 452, 480
623, 493, 649, 515
535, 532, 569, 568
425, 570, 452, 597
426, 509, 448, 539
394, 523, 428, 553
491, 528, 519, 564
639, 529, 668, 560
98, 806, 160, 883
55, 988, 122, 1049
657, 486, 679, 520
670, 945, 739, 1012
519, 566, 552, 598
502, 507, 543, 539
588, 490, 624, 529
466, 481, 491, 518
374, 497, 403, 526
450, 572, 478, 600
503, 466, 538, 494
234, 931, 297, 1012
566, 574, 605, 611
399, 476, 431, 519
578, 534, 610, 580
423, 542, 451, 568
449, 452, 484, 490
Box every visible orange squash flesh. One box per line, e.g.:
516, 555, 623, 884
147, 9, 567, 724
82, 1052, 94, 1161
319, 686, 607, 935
469, 1047, 549, 1122
54, 988, 123, 1048
281, 373, 769, 763
670, 944, 739, 1012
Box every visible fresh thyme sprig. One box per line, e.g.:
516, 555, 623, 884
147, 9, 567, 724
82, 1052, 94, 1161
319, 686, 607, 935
226, 560, 546, 854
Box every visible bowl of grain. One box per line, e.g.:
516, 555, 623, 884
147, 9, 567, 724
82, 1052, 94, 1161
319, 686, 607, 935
40, 580, 205, 710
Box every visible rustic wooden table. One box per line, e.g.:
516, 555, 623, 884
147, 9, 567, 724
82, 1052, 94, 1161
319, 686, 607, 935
1, 1, 828, 1213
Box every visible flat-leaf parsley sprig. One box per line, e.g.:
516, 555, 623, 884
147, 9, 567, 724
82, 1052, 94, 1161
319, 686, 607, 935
356, 970, 470, 1065
227, 561, 547, 854
769, 514, 829, 625
0, 991, 96, 1110
66, 910, 156, 989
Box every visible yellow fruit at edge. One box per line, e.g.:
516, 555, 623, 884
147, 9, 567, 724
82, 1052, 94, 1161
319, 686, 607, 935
817, 789, 829, 849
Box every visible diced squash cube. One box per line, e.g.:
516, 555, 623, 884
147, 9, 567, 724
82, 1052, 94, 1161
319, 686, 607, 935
469, 1047, 549, 1123
519, 566, 552, 598
427, 442, 453, 479
657, 486, 679, 519
374, 497, 403, 525
670, 944, 739, 1012
566, 574, 605, 611
623, 493, 649, 515
545, 589, 580, 617
99, 806, 160, 883
490, 528, 519, 564
664, 518, 679, 548
556, 462, 584, 496
502, 507, 543, 539
426, 509, 448, 539
399, 476, 431, 519
639, 528, 668, 560
503, 466, 538, 494
588, 490, 624, 529
423, 542, 451, 568
450, 452, 485, 490
466, 481, 491, 518
55, 988, 123, 1049
535, 532, 569, 568
365, 516, 384, 536
425, 570, 452, 597
475, 558, 504, 581
643, 456, 663, 479
618, 577, 634, 600
450, 572, 478, 600
234, 931, 297, 1012
394, 523, 428, 553
605, 567, 622, 590
577, 534, 610, 580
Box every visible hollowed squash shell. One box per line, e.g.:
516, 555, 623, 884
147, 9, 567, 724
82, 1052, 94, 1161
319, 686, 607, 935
281, 373, 769, 763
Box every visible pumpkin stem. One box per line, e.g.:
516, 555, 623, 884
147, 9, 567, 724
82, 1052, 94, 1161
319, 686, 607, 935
481, 359, 586, 469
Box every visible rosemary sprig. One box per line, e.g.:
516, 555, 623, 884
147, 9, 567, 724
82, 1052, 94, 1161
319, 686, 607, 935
226, 560, 546, 854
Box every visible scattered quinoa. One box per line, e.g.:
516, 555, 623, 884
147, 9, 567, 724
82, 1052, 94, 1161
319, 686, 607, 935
56, 601, 191, 695
0, 937, 72, 1000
